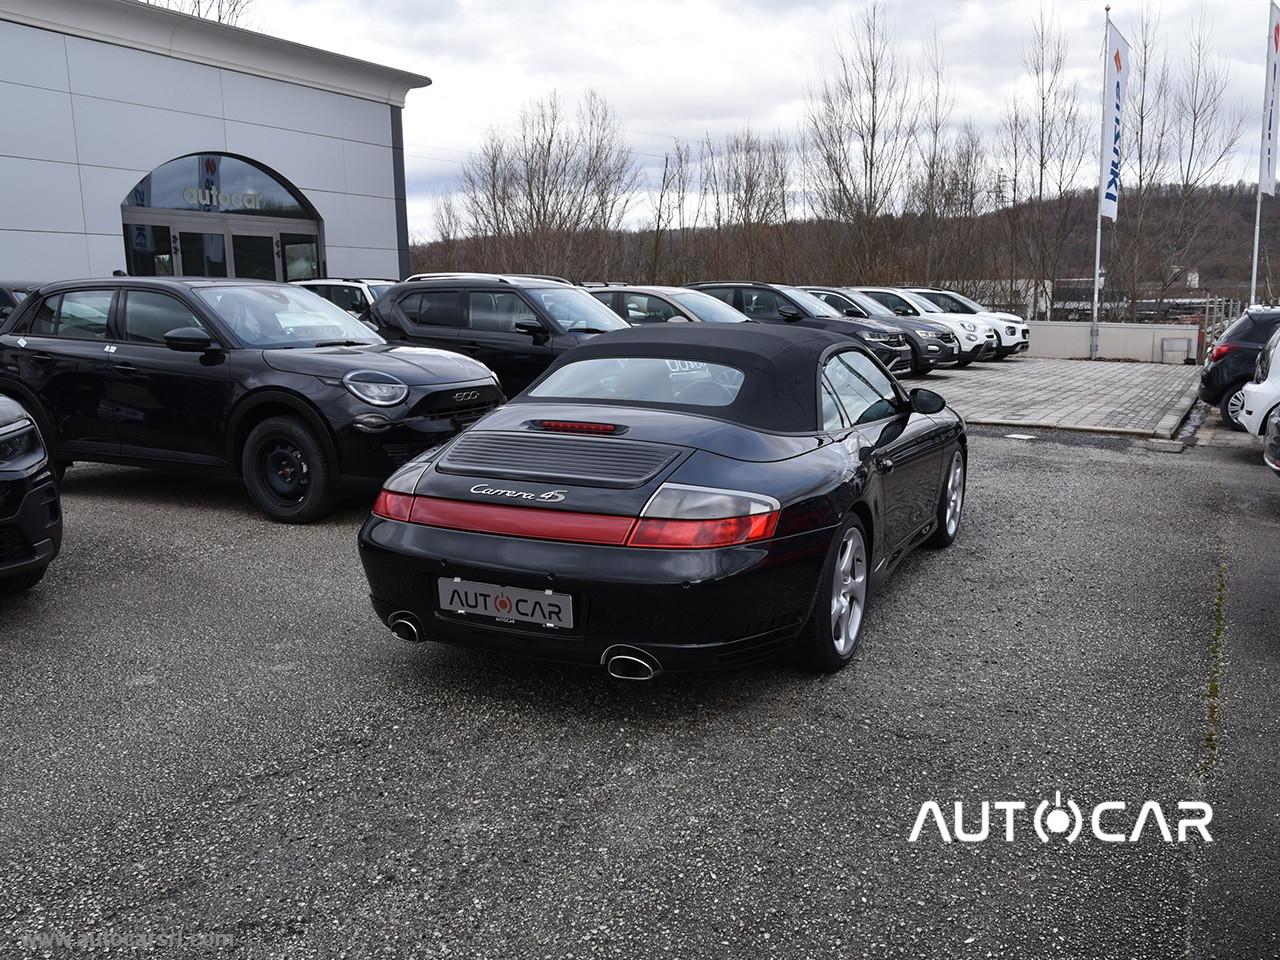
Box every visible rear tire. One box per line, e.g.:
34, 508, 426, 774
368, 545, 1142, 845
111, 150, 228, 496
927, 449, 966, 548
241, 416, 336, 524
801, 514, 870, 673
1, 565, 47, 594
1219, 383, 1248, 431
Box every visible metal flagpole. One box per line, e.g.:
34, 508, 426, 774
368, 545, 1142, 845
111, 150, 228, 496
1089, 6, 1111, 361
1251, 189, 1263, 306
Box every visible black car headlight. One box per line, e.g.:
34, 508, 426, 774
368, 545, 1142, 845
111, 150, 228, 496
0, 419, 43, 465
859, 332, 893, 343
342, 370, 410, 407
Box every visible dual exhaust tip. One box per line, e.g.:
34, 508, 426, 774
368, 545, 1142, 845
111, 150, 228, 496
387, 615, 662, 681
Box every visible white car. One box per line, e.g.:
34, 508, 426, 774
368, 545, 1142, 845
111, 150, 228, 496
911, 287, 1031, 358
1238, 327, 1280, 436
856, 287, 997, 367
291, 278, 399, 316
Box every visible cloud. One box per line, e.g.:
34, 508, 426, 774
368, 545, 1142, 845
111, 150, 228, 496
251, 0, 1267, 236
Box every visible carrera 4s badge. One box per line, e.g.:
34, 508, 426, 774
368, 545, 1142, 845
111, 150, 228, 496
469, 483, 567, 503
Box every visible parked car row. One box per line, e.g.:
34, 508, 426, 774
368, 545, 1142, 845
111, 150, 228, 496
2, 270, 972, 676
1197, 304, 1280, 479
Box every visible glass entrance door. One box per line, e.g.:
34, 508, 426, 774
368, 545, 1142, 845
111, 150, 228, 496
281, 234, 320, 281
230, 233, 277, 280
179, 231, 228, 277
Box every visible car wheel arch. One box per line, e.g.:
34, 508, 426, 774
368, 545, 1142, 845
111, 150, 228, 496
0, 379, 57, 446
227, 389, 340, 479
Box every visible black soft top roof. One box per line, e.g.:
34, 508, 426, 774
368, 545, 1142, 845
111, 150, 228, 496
520, 323, 859, 433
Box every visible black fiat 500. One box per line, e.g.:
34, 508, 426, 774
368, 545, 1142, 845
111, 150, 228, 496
359, 325, 967, 676
0, 393, 61, 594
366, 275, 630, 396
0, 278, 502, 523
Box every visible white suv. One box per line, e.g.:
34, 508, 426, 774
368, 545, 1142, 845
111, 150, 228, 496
856, 287, 998, 367
911, 287, 1030, 358
1238, 328, 1280, 436
291, 278, 399, 316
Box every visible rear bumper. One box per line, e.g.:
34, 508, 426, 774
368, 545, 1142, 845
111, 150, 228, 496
357, 516, 834, 671
0, 468, 61, 579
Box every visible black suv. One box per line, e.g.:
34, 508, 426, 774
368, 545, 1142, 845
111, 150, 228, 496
0, 394, 61, 593
0, 278, 502, 523
1199, 308, 1280, 429
686, 281, 913, 374
803, 286, 960, 375
367, 275, 630, 396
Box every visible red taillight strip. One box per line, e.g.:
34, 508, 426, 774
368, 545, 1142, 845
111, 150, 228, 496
374, 494, 781, 548
406, 496, 636, 545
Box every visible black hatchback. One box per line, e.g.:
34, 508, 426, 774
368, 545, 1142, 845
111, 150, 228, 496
366, 275, 631, 396
1200, 308, 1280, 428
0, 278, 503, 523
686, 281, 914, 375
0, 393, 61, 593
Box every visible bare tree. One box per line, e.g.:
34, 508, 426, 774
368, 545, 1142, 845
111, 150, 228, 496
144, 0, 253, 25
805, 0, 915, 279
700, 128, 792, 277
909, 29, 954, 284
645, 141, 698, 282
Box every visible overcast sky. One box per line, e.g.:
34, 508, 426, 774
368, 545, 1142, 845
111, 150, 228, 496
248, 0, 1269, 236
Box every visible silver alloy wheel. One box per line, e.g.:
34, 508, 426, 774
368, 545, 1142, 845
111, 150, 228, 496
945, 450, 965, 537
830, 526, 868, 656
1226, 388, 1246, 423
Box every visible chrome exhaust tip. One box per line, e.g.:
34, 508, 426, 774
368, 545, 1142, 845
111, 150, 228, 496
601, 645, 661, 681
388, 612, 422, 643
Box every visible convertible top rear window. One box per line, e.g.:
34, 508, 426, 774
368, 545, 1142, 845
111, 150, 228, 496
529, 357, 745, 407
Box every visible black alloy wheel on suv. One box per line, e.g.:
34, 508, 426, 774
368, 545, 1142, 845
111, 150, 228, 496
366, 275, 631, 397
0, 278, 503, 523
1199, 308, 1280, 430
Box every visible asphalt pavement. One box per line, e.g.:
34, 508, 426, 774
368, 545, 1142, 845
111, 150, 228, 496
0, 427, 1277, 959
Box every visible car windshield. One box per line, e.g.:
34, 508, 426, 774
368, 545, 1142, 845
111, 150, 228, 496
196, 284, 383, 349
901, 291, 944, 313
527, 287, 629, 332
529, 357, 746, 407
780, 286, 843, 318
842, 289, 896, 318
670, 291, 748, 323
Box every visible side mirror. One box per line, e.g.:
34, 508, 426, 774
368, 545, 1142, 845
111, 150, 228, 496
777, 304, 802, 321
909, 387, 946, 415
514, 319, 547, 338
842, 307, 867, 318
0, 306, 12, 320
893, 306, 914, 316
164, 327, 215, 353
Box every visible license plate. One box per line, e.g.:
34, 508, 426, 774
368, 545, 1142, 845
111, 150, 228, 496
436, 578, 574, 629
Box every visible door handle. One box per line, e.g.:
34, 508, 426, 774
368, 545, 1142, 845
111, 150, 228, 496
112, 362, 140, 375
28, 352, 55, 364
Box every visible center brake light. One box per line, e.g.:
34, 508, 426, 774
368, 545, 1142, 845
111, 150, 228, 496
531, 419, 619, 434
371, 482, 781, 549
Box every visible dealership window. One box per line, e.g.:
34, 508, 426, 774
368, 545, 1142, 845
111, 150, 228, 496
122, 154, 323, 282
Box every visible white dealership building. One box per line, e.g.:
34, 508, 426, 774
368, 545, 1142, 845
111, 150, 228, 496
0, 0, 429, 283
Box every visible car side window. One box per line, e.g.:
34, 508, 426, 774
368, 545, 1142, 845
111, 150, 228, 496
866, 291, 916, 316
590, 290, 619, 314
740, 289, 786, 319
123, 291, 206, 345
330, 285, 367, 313
29, 290, 114, 340
824, 351, 898, 425
821, 375, 849, 431
399, 291, 462, 329
624, 294, 679, 323
468, 291, 537, 332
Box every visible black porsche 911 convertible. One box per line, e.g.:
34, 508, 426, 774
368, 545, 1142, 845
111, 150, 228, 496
358, 324, 967, 676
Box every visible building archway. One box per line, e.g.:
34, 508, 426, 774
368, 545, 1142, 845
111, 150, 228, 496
121, 153, 325, 281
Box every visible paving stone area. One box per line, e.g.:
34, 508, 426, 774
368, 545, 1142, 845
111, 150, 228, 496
922, 356, 1201, 437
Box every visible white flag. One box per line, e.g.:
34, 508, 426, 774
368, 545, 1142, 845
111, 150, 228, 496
1260, 1, 1280, 196
1098, 21, 1131, 221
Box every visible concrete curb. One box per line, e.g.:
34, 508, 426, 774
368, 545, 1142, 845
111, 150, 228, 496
1152, 377, 1203, 440
966, 417, 1158, 437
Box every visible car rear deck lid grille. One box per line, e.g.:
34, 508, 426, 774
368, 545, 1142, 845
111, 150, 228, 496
437, 430, 680, 488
